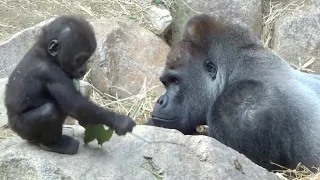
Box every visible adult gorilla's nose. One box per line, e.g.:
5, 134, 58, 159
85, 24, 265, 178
157, 94, 169, 108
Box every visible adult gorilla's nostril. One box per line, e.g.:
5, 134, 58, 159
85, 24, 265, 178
157, 94, 169, 108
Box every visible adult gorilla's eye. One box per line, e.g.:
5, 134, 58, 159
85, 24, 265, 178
170, 76, 180, 84
160, 74, 180, 88
204, 60, 217, 79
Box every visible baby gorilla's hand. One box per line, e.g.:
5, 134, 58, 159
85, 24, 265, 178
113, 114, 136, 136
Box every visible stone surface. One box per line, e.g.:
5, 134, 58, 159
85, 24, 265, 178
88, 18, 168, 98
169, 0, 262, 45
146, 5, 173, 35
0, 19, 53, 78
0, 78, 8, 127
273, 4, 320, 73
0, 125, 278, 180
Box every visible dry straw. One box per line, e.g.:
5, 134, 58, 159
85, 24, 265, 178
82, 69, 161, 125
272, 162, 320, 180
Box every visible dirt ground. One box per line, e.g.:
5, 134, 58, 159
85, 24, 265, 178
0, 0, 147, 42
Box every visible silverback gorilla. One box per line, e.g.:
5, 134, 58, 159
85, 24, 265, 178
147, 14, 320, 170
5, 15, 136, 155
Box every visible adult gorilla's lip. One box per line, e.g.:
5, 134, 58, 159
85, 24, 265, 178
151, 116, 177, 122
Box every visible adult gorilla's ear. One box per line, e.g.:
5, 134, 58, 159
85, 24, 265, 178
182, 14, 222, 50
48, 39, 60, 57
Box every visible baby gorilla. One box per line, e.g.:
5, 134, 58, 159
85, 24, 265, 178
4, 15, 136, 155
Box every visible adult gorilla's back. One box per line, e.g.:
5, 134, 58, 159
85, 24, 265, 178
147, 14, 320, 170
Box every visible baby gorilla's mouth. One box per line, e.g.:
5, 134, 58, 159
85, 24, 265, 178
151, 116, 177, 122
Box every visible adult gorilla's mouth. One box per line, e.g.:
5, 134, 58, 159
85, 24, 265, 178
151, 116, 177, 122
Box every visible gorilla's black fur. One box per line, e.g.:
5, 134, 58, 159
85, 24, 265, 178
147, 14, 320, 170
5, 15, 136, 155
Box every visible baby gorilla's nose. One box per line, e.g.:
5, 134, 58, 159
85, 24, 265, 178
79, 70, 85, 76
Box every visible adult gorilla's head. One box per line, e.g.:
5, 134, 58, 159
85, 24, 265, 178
148, 14, 262, 134
38, 15, 97, 79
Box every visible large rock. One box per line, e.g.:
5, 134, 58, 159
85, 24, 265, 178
0, 19, 53, 78
272, 4, 320, 73
89, 18, 168, 98
0, 78, 8, 127
169, 0, 262, 45
0, 125, 278, 180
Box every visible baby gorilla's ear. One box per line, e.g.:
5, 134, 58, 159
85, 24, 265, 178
182, 14, 224, 50
48, 39, 60, 57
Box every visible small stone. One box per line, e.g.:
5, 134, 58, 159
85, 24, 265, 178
146, 5, 173, 35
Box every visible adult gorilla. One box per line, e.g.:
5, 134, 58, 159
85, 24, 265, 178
147, 14, 320, 171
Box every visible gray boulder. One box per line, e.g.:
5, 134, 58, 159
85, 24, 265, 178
0, 19, 53, 78
0, 78, 8, 127
169, 0, 262, 45
272, 3, 320, 73
89, 18, 168, 98
0, 125, 278, 180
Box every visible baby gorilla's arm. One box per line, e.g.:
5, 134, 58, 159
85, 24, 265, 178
45, 66, 136, 136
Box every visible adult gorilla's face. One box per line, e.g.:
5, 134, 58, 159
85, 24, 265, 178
150, 41, 222, 135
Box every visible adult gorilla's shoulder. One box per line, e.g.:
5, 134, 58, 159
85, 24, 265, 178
147, 14, 320, 171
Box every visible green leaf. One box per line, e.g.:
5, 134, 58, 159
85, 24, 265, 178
83, 124, 114, 146
96, 127, 114, 146
83, 124, 96, 144
155, 0, 162, 5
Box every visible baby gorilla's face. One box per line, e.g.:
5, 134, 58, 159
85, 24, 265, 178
69, 53, 91, 79
44, 16, 97, 79
57, 50, 91, 79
